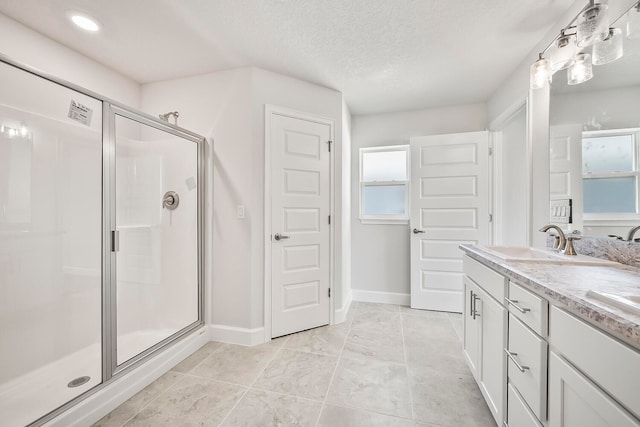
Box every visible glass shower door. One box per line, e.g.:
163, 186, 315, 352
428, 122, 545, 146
114, 112, 200, 366
0, 61, 103, 426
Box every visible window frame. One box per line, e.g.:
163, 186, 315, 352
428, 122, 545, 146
582, 128, 640, 223
359, 144, 410, 225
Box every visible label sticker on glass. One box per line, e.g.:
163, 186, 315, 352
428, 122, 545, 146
68, 100, 93, 126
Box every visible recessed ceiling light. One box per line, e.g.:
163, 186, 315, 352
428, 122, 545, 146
70, 14, 100, 32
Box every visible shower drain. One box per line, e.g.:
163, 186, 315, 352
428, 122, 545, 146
67, 376, 91, 388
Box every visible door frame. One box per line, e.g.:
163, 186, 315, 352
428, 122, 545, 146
263, 104, 336, 342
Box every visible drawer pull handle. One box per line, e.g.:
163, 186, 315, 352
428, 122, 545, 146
504, 348, 530, 373
505, 298, 531, 314
472, 293, 480, 319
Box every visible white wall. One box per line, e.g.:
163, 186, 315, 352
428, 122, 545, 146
0, 13, 140, 108
350, 104, 487, 299
550, 86, 640, 130
496, 106, 529, 246
340, 98, 352, 316
141, 68, 254, 331
142, 67, 345, 339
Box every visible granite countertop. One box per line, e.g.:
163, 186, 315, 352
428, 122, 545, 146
460, 244, 640, 351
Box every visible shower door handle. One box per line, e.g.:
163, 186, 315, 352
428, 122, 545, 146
111, 230, 120, 252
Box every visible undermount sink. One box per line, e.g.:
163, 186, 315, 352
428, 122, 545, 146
587, 290, 640, 316
482, 246, 618, 266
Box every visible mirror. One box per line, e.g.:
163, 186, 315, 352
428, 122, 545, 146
549, 3, 640, 239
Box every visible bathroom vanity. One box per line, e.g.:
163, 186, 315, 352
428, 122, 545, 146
460, 244, 640, 427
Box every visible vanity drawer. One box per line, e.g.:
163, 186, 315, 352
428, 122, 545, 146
507, 382, 542, 427
507, 281, 548, 337
507, 314, 547, 421
463, 255, 507, 302
550, 306, 640, 419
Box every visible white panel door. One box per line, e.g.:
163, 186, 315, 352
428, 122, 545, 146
550, 125, 583, 232
270, 112, 331, 338
410, 131, 490, 312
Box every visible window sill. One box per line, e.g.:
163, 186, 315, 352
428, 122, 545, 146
359, 218, 409, 225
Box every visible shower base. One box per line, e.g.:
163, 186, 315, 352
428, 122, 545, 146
0, 329, 175, 427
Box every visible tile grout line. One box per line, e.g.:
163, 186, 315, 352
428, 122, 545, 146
216, 336, 288, 426
400, 311, 417, 422
104, 342, 223, 427
111, 371, 187, 427
313, 303, 357, 427
116, 341, 230, 427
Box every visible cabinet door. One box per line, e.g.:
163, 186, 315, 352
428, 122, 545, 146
477, 285, 507, 425
463, 277, 480, 379
548, 351, 640, 427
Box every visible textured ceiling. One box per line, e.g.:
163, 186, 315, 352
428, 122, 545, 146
0, 0, 575, 114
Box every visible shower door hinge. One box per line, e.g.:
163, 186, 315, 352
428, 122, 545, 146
328, 288, 331, 298
327, 140, 332, 152
111, 230, 119, 252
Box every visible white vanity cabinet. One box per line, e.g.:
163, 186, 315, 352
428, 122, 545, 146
462, 251, 640, 427
462, 255, 508, 425
548, 306, 640, 427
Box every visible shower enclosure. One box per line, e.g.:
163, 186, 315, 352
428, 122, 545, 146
0, 57, 204, 426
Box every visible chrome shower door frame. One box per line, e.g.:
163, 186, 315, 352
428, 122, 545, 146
0, 53, 206, 426
103, 104, 206, 379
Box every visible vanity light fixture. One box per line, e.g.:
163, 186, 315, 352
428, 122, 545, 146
576, 2, 609, 47
567, 53, 593, 85
627, 3, 640, 39
70, 14, 100, 32
530, 0, 637, 90
530, 55, 552, 90
593, 27, 624, 65
548, 31, 577, 71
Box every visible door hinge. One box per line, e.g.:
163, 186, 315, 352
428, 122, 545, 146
328, 288, 331, 298
489, 147, 493, 155
327, 140, 332, 152
489, 214, 493, 223
328, 215, 331, 225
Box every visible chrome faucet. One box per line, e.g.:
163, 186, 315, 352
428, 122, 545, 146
539, 225, 567, 252
627, 225, 640, 242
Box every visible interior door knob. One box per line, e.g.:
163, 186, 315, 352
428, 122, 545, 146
412, 228, 426, 234
274, 233, 291, 241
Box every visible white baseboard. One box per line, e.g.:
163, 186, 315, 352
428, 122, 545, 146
209, 324, 265, 346
48, 326, 210, 427
334, 291, 353, 324
351, 289, 410, 306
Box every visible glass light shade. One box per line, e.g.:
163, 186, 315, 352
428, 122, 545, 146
627, 5, 640, 40
593, 28, 623, 65
548, 34, 577, 71
576, 3, 609, 47
530, 57, 551, 90
567, 53, 593, 85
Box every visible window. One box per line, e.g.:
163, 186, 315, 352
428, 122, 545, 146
582, 131, 639, 215
359, 145, 409, 223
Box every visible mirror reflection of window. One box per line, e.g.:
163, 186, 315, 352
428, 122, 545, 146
582, 132, 638, 214
0, 126, 32, 230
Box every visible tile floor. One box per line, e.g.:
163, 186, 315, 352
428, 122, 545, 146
94, 302, 494, 427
